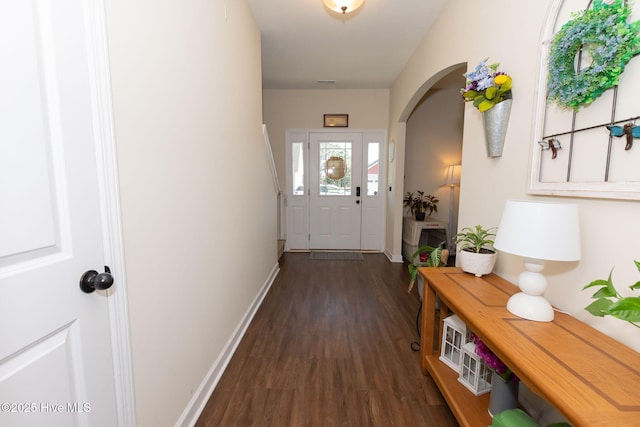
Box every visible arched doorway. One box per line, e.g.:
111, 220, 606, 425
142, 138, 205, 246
391, 63, 467, 261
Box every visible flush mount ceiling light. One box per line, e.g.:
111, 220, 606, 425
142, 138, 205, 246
322, 0, 365, 14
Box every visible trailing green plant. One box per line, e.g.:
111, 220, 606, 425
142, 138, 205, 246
403, 191, 439, 217
583, 260, 640, 328
407, 242, 448, 292
455, 225, 496, 254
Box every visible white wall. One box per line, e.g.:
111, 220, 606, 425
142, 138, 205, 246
262, 89, 390, 191
404, 85, 464, 233
104, 1, 277, 425
391, 0, 640, 353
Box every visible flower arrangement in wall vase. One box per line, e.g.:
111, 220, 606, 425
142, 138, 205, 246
461, 59, 513, 157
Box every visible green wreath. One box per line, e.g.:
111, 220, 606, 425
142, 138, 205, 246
547, 0, 640, 111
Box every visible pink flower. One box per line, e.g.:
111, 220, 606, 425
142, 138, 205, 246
471, 333, 519, 382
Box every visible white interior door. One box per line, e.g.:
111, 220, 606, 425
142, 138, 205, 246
0, 2, 118, 426
309, 133, 363, 249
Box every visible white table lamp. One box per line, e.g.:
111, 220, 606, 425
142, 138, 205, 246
494, 200, 581, 322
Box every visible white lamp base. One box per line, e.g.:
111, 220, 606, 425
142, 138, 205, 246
507, 258, 554, 322
506, 292, 554, 322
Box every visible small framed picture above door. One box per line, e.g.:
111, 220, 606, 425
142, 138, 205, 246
323, 114, 349, 128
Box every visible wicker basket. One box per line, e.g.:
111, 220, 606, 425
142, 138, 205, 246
325, 156, 346, 180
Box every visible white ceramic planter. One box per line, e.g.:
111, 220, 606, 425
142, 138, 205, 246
458, 250, 497, 277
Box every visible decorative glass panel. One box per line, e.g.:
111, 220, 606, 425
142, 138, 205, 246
367, 142, 379, 196
319, 142, 351, 196
291, 142, 304, 195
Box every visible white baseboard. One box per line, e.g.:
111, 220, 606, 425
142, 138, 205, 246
175, 262, 280, 427
385, 248, 403, 263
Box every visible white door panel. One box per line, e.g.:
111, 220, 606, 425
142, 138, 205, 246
0, 1, 117, 426
0, 325, 84, 426
309, 133, 362, 249
338, 207, 355, 235
292, 206, 306, 235
318, 206, 331, 235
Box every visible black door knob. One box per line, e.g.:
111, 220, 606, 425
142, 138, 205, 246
80, 266, 114, 293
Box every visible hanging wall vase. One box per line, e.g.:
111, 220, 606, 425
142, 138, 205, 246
482, 98, 512, 158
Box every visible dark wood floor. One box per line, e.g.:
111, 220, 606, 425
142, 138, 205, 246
196, 252, 458, 426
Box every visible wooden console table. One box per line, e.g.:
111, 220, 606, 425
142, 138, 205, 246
419, 267, 640, 427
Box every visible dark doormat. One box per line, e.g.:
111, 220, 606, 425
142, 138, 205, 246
309, 251, 364, 260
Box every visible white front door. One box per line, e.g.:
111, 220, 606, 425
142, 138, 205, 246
286, 130, 386, 251
0, 2, 118, 426
309, 133, 363, 249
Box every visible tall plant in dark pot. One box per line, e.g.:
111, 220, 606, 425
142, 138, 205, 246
403, 191, 439, 221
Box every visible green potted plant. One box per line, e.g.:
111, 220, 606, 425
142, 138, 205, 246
455, 225, 497, 277
403, 191, 439, 221
407, 242, 448, 299
583, 260, 640, 328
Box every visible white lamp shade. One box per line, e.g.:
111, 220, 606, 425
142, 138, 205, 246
443, 164, 462, 187
494, 200, 581, 261
322, 0, 366, 14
